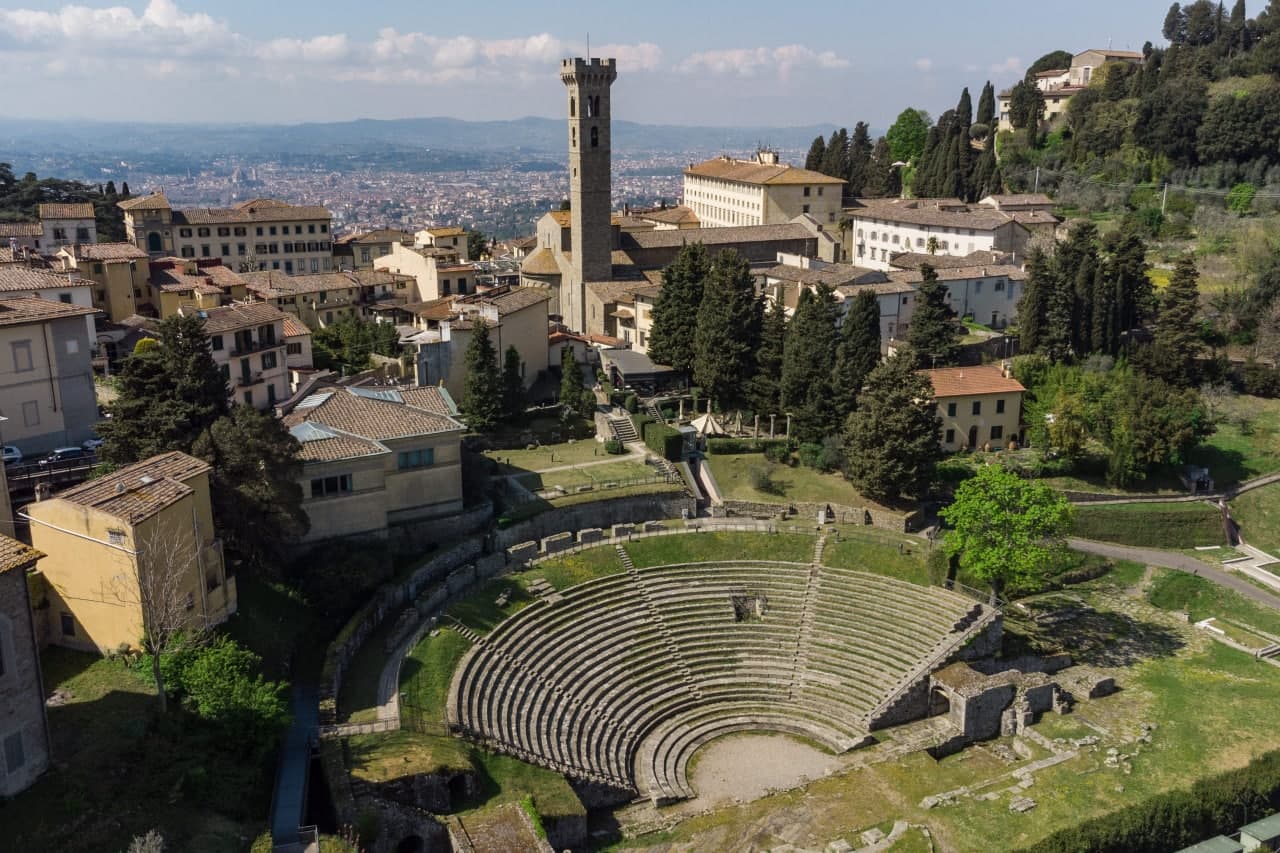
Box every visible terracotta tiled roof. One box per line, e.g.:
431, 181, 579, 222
196, 301, 289, 334
340, 228, 412, 244
39, 202, 95, 220
283, 386, 463, 442
761, 262, 887, 289
685, 157, 844, 186
281, 313, 311, 338
403, 297, 457, 321
424, 226, 465, 237
510, 235, 537, 249
459, 285, 551, 315
889, 250, 1013, 270
586, 280, 652, 303
924, 364, 1026, 398
50, 451, 209, 524
520, 247, 562, 276
118, 192, 171, 211
638, 206, 699, 225
0, 534, 41, 574
0, 222, 43, 237
886, 264, 1026, 284
150, 264, 244, 294
396, 386, 457, 416
980, 193, 1053, 208
1079, 48, 1142, 59
288, 423, 387, 463
66, 243, 149, 262
242, 270, 361, 298
0, 267, 93, 292
623, 223, 813, 251
846, 198, 1021, 231
163, 198, 330, 226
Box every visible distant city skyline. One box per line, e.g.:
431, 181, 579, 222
1, 0, 1171, 128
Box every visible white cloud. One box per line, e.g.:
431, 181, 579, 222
257, 34, 349, 64
989, 56, 1023, 75
0, 0, 232, 55
595, 42, 663, 72
914, 58, 933, 73
676, 45, 849, 78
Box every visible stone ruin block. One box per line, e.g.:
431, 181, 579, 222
506, 541, 538, 565
1083, 675, 1116, 698
541, 531, 574, 554
642, 520, 665, 532
610, 523, 634, 538
577, 527, 604, 545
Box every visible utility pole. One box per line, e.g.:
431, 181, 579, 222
1161, 182, 1169, 216
1033, 167, 1040, 194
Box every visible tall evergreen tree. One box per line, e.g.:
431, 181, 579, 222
832, 290, 881, 420
647, 242, 710, 372
1151, 255, 1204, 386
692, 250, 758, 408
558, 346, 593, 421
781, 285, 841, 442
847, 122, 874, 195
805, 135, 827, 171
843, 351, 943, 501
748, 296, 787, 415
1104, 229, 1153, 335
460, 319, 502, 432
501, 344, 526, 422
907, 265, 962, 368
160, 313, 230, 434
975, 81, 996, 130
1018, 248, 1052, 354
820, 128, 850, 180
863, 139, 900, 198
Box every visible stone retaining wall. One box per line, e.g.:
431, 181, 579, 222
494, 492, 695, 550
721, 498, 923, 532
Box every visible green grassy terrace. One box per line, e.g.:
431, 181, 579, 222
1070, 501, 1228, 548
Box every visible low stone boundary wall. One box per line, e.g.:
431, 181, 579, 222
494, 492, 695, 550
722, 498, 923, 532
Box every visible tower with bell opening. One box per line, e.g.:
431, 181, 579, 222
560, 56, 616, 331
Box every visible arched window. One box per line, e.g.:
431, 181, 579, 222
585, 96, 594, 118
147, 232, 162, 252
571, 127, 576, 148
590, 126, 598, 148
592, 95, 601, 116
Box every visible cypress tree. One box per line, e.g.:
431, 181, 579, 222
805, 135, 827, 171
1105, 229, 1152, 335
460, 319, 502, 432
501, 344, 526, 422
1151, 254, 1204, 386
160, 313, 229, 436
558, 346, 592, 421
647, 242, 710, 372
907, 265, 962, 368
692, 250, 757, 409
781, 285, 841, 443
832, 290, 881, 420
749, 295, 787, 416
821, 128, 850, 181
976, 81, 996, 129
843, 350, 943, 501
847, 122, 873, 195
1019, 248, 1051, 355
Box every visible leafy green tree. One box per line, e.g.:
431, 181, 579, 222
748, 296, 787, 415
648, 242, 710, 372
842, 352, 942, 501
501, 344, 526, 422
1227, 182, 1258, 215
193, 405, 307, 574
460, 319, 502, 431
907, 265, 962, 368
1150, 255, 1203, 387
164, 637, 289, 752
940, 465, 1073, 602
467, 229, 488, 260
781, 285, 841, 442
1165, 2, 1188, 42
885, 108, 931, 164
832, 290, 881, 421
1025, 50, 1073, 78
1137, 80, 1209, 165
1117, 372, 1215, 474
693, 250, 758, 408
862, 138, 900, 198
1007, 80, 1046, 138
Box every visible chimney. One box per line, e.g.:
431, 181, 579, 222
34, 482, 52, 502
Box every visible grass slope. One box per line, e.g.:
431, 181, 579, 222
705, 452, 889, 510
1071, 501, 1228, 548
1231, 481, 1280, 557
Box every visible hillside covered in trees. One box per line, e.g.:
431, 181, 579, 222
0, 163, 129, 242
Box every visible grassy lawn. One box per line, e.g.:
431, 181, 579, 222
1, 649, 267, 852
1071, 501, 1228, 548
500, 481, 687, 524
626, 530, 815, 566
400, 626, 472, 725
223, 574, 318, 680
706, 452, 893, 511
336, 611, 406, 724
516, 460, 654, 491
1231, 481, 1280, 556
485, 437, 611, 473
1147, 569, 1280, 637
529, 547, 629, 590
1188, 394, 1280, 485
821, 528, 931, 585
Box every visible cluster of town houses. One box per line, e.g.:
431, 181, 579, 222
0, 54, 1087, 798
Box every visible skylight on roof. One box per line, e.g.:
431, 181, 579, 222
296, 392, 334, 410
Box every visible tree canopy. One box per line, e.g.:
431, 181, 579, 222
460, 319, 502, 432
693, 249, 759, 408
843, 352, 942, 501
647, 242, 710, 372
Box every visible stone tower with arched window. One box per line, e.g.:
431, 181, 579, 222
560, 57, 616, 331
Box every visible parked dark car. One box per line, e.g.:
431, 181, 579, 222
39, 447, 88, 466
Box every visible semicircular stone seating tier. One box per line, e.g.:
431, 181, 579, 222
446, 557, 994, 803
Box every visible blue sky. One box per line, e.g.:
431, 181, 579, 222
0, 0, 1169, 127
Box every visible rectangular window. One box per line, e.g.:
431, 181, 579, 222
945, 428, 955, 444
310, 474, 352, 498
991, 425, 1004, 441
287, 342, 301, 355
972, 401, 981, 416
311, 258, 319, 273
441, 279, 451, 295
995, 279, 1005, 291
4, 732, 24, 774
236, 243, 247, 256
974, 281, 982, 294
181, 246, 195, 258
76, 227, 90, 241
234, 226, 247, 236
210, 334, 224, 351
308, 224, 316, 234
803, 186, 811, 197
221, 244, 230, 256
58, 293, 72, 304
179, 228, 192, 238
60, 611, 74, 637
108, 529, 125, 545
269, 226, 277, 236
261, 351, 277, 370
217, 227, 230, 237
397, 448, 435, 470
65, 339, 78, 355
320, 224, 328, 233
243, 390, 253, 406
996, 399, 1006, 414
256, 227, 264, 237
283, 242, 293, 253
201, 245, 211, 257
802, 204, 810, 214
21, 401, 39, 428
946, 402, 957, 417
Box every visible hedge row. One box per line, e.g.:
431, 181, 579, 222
643, 420, 683, 462
706, 437, 793, 456
1071, 504, 1227, 549
1020, 748, 1280, 853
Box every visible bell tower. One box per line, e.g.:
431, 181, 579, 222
561, 57, 616, 330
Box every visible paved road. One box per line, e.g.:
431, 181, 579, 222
270, 681, 318, 847
1069, 538, 1280, 611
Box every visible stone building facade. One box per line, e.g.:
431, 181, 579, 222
0, 536, 50, 797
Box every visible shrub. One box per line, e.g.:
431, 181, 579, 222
603, 439, 624, 455
1237, 361, 1280, 397
643, 420, 683, 461
631, 413, 655, 436
935, 459, 976, 484
763, 442, 792, 464
748, 466, 783, 496
706, 437, 791, 456
1227, 181, 1257, 215
623, 393, 638, 413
